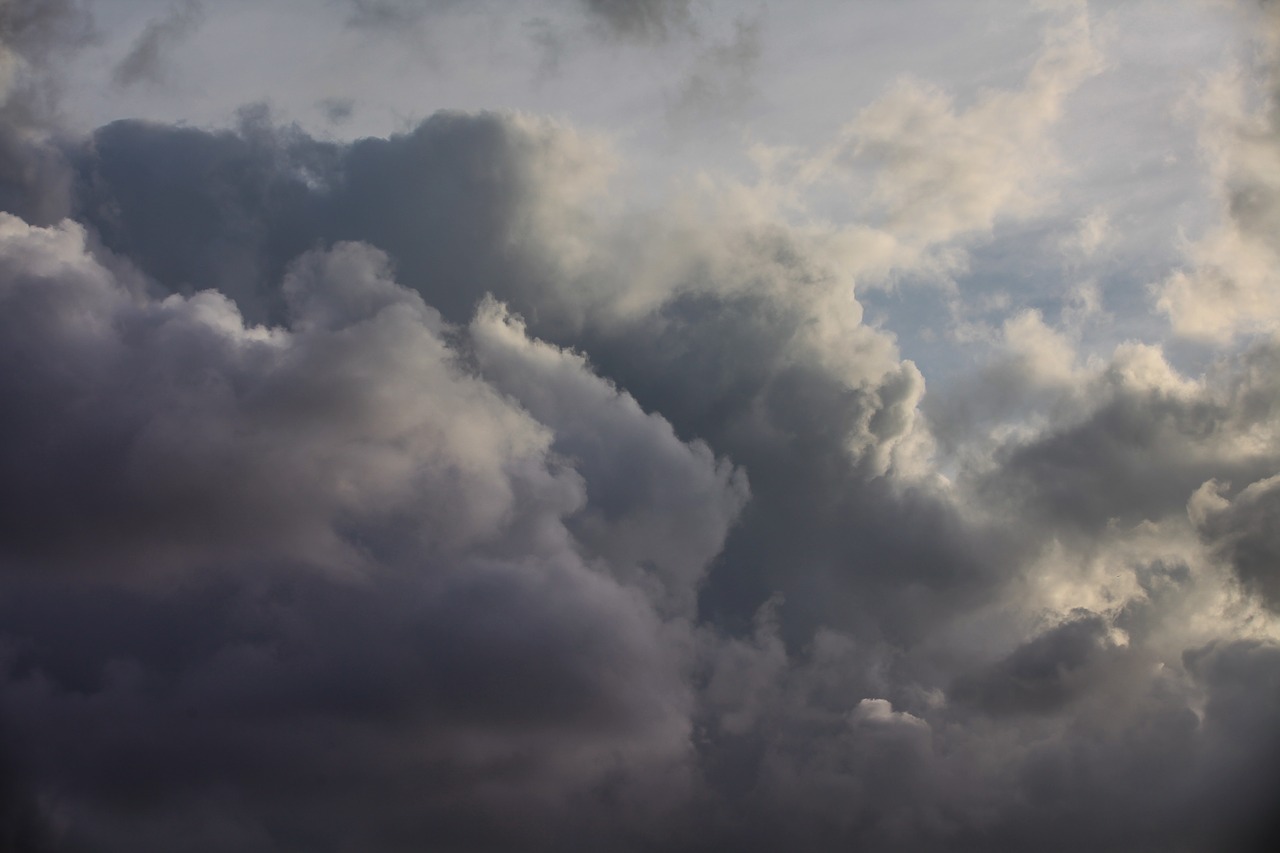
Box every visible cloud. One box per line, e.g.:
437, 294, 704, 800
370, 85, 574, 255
0, 212, 746, 585
1060, 209, 1110, 258
666, 16, 763, 128
0, 213, 750, 851
317, 96, 355, 125
1156, 3, 1280, 341
5, 90, 1273, 848
73, 110, 614, 327
950, 610, 1127, 716
111, 1, 203, 89
579, 0, 691, 42
4, 5, 1280, 849
1191, 474, 1280, 610
0, 0, 94, 225
835, 5, 1102, 245
932, 332, 1280, 541
0, 0, 93, 99
342, 0, 451, 30
469, 297, 749, 616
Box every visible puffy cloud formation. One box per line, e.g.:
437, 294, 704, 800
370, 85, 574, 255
1157, 2, 1280, 341
841, 6, 1102, 244
2, 2, 1280, 852
0, 212, 743, 851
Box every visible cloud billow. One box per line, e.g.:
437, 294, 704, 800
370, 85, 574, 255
2, 3, 1280, 850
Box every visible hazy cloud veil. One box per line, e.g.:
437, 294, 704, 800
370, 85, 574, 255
1, 0, 1279, 851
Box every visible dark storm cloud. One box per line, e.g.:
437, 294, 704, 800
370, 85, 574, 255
67, 107, 1002, 636
1182, 639, 1280, 851
0, 214, 746, 587
73, 110, 599, 327
111, 1, 203, 88
676, 605, 1277, 853
0, 729, 57, 853
3, 83, 1280, 851
579, 289, 1005, 645
0, 213, 746, 851
1, 564, 693, 853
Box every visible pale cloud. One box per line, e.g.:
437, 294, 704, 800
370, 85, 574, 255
839, 5, 1103, 245
1061, 208, 1110, 257
1157, 5, 1280, 341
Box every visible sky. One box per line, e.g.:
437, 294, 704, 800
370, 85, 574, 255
2, 0, 1280, 851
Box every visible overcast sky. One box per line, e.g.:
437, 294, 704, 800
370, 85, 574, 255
3, 1, 1280, 851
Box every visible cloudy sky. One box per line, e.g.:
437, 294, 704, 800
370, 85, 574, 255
2, 0, 1280, 850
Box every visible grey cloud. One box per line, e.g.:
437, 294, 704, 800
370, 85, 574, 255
0, 213, 743, 589
0, 733, 57, 853
317, 96, 354, 125
1182, 639, 1280, 851
1, 568, 693, 852
51, 106, 1104, 652
567, 285, 1002, 648
950, 611, 1124, 716
677, 598, 1265, 853
73, 110, 603, 328
0, 0, 93, 225
8, 109, 1003, 849
0, 0, 93, 67
0, 117, 71, 225
969, 341, 1280, 536
666, 16, 762, 129
0, 216, 748, 851
342, 0, 691, 42
1191, 473, 1280, 609
342, 0, 445, 29
111, 1, 203, 88
470, 298, 749, 616
579, 0, 691, 41
3, 81, 1280, 850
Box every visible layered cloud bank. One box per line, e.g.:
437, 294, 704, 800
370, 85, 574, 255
2, 1, 1280, 851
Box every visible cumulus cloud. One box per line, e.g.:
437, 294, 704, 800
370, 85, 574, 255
3, 3, 1280, 851
837, 5, 1102, 244
969, 338, 1280, 536
0, 212, 749, 851
1157, 3, 1280, 341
